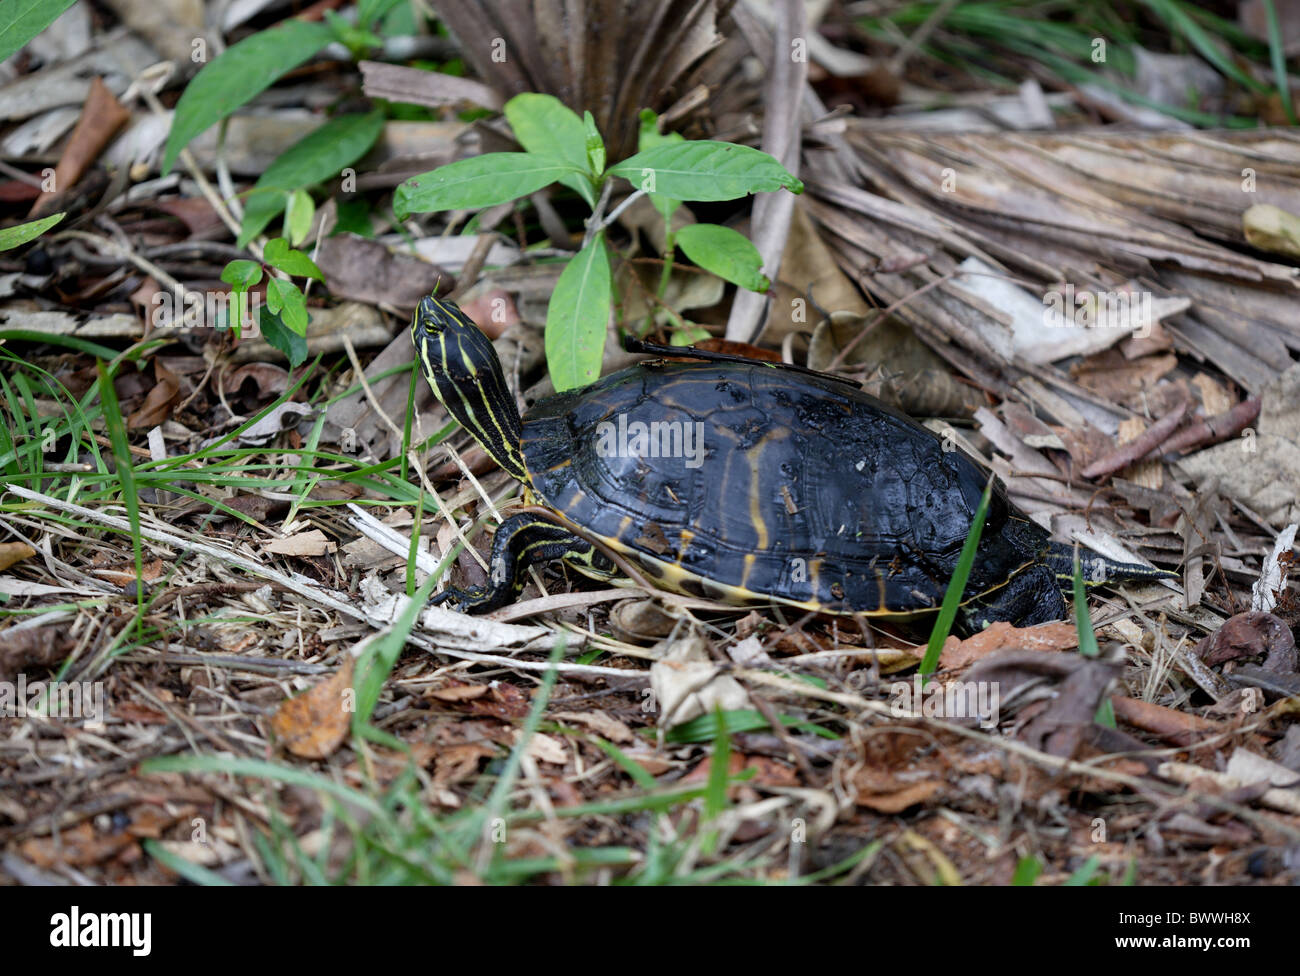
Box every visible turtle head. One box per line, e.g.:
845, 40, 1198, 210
411, 295, 526, 481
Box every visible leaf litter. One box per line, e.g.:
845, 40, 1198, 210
1, 0, 1300, 887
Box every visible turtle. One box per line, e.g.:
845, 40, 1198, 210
411, 294, 1176, 633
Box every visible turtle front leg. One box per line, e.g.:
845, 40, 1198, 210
957, 563, 1066, 634
431, 513, 597, 613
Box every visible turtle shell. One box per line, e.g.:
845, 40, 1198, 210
520, 360, 1046, 614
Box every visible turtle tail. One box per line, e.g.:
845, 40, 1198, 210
1043, 542, 1179, 589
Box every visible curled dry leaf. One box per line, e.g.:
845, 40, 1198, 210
853, 770, 943, 813
127, 359, 181, 429
0, 541, 37, 572
270, 657, 355, 759
935, 620, 1079, 672
650, 633, 750, 730
1195, 611, 1297, 673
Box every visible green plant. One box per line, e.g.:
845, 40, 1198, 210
0, 0, 77, 66
219, 237, 324, 366
918, 473, 996, 677
162, 1, 413, 175
394, 93, 803, 391
236, 110, 385, 247
0, 211, 64, 251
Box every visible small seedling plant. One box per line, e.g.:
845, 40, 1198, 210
220, 237, 324, 366
394, 94, 804, 390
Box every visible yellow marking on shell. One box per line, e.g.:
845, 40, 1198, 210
748, 467, 769, 551
674, 529, 695, 567
740, 553, 756, 590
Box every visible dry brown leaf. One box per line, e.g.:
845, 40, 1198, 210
29, 77, 130, 218
552, 710, 636, 744
263, 529, 334, 557
936, 621, 1078, 672
127, 359, 181, 429
270, 657, 355, 759
0, 541, 36, 572
429, 681, 490, 702
853, 770, 943, 813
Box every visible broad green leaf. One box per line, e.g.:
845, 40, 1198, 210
284, 189, 315, 247
583, 110, 605, 175
636, 111, 685, 220
608, 141, 803, 202
237, 110, 385, 247
503, 93, 595, 205
332, 199, 374, 237
394, 153, 584, 217
263, 238, 323, 281
258, 307, 308, 367
0, 0, 77, 66
545, 233, 611, 391
504, 93, 588, 170
0, 211, 63, 251
162, 20, 335, 174
675, 223, 769, 292
637, 109, 683, 151
265, 277, 309, 335
220, 260, 263, 290
358, 0, 405, 27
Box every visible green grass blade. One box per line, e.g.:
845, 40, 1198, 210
920, 473, 995, 676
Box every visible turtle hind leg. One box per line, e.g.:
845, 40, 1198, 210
431, 513, 596, 613
956, 563, 1066, 635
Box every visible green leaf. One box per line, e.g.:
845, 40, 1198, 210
332, 199, 374, 237
0, 211, 64, 251
265, 278, 309, 335
502, 93, 595, 206
258, 308, 308, 367
284, 189, 315, 247
162, 20, 335, 174
0, 0, 77, 66
675, 223, 769, 292
504, 93, 587, 170
545, 233, 611, 391
220, 259, 263, 290
1072, 546, 1101, 659
608, 141, 803, 202
1012, 856, 1043, 886
237, 110, 385, 247
394, 153, 585, 218
583, 111, 605, 175
263, 238, 323, 281
358, 0, 405, 27
637, 109, 683, 152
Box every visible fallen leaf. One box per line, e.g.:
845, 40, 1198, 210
263, 529, 334, 557
853, 770, 943, 813
1195, 611, 1297, 673
429, 682, 490, 702
270, 657, 355, 759
0, 541, 36, 572
126, 358, 181, 429
552, 710, 635, 744
935, 620, 1079, 672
